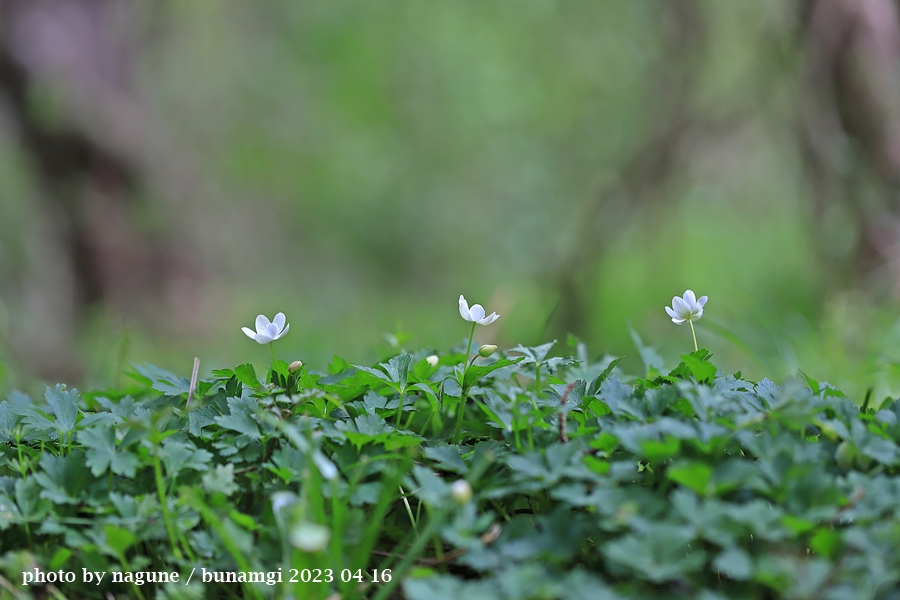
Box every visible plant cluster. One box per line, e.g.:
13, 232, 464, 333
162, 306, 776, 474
1, 294, 900, 599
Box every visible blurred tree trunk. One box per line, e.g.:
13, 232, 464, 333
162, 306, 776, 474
550, 0, 706, 337
549, 0, 900, 339
0, 0, 196, 382
800, 0, 900, 287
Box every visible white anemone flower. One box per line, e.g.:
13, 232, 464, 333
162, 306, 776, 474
665, 290, 707, 324
458, 295, 499, 325
665, 290, 707, 352
242, 313, 290, 344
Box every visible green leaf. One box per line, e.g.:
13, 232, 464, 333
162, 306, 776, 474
44, 385, 79, 434
590, 432, 619, 453
671, 351, 717, 384
544, 355, 577, 374
15, 478, 50, 519
33, 450, 95, 505
640, 436, 681, 461
423, 445, 469, 474
667, 461, 713, 496
810, 529, 841, 558
352, 414, 393, 436
385, 353, 412, 390
202, 463, 239, 496
268, 359, 292, 387
354, 365, 398, 388
588, 357, 624, 395
409, 464, 451, 507
510, 341, 556, 364
160, 439, 213, 475
215, 396, 261, 440
234, 363, 262, 388
0, 494, 21, 530
547, 380, 586, 406
131, 363, 190, 395
583, 456, 610, 475
603, 524, 706, 582
79, 426, 141, 477
713, 547, 753, 580
188, 404, 223, 438
463, 357, 524, 389
0, 401, 23, 443
629, 325, 665, 375
403, 576, 499, 600
328, 355, 351, 375
104, 525, 136, 556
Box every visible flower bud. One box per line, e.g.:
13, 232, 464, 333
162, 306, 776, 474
478, 344, 497, 358
289, 360, 303, 373
450, 479, 473, 505
835, 441, 855, 471
425, 355, 439, 367
289, 522, 331, 552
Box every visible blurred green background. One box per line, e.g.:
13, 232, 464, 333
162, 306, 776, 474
3, 0, 900, 401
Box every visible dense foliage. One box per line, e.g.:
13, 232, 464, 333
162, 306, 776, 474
2, 338, 900, 599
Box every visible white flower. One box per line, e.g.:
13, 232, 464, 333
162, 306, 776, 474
665, 290, 707, 324
425, 355, 439, 367
242, 313, 290, 344
459, 295, 499, 325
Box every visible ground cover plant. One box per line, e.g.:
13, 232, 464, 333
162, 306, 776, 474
2, 294, 900, 599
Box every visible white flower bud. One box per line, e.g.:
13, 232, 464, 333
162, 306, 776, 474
478, 344, 497, 358
289, 360, 303, 373
426, 355, 439, 367
289, 522, 331, 552
450, 479, 473, 505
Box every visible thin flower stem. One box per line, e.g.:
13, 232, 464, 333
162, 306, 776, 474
454, 322, 477, 445
464, 322, 476, 369
689, 320, 698, 352
269, 342, 277, 364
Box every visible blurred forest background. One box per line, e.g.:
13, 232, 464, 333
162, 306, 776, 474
3, 0, 900, 401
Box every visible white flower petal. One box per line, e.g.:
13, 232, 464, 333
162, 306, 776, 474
276, 323, 290, 340
665, 306, 678, 319
697, 296, 708, 309
672, 296, 690, 317
459, 295, 472, 321
255, 314, 270, 333
478, 312, 499, 325
469, 304, 486, 322
266, 322, 280, 339
254, 332, 273, 344
671, 317, 686, 324
242, 327, 258, 340
273, 312, 286, 332
683, 290, 696, 306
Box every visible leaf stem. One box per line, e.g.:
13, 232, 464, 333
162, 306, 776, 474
153, 455, 183, 561
370, 509, 449, 600
395, 388, 405, 429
